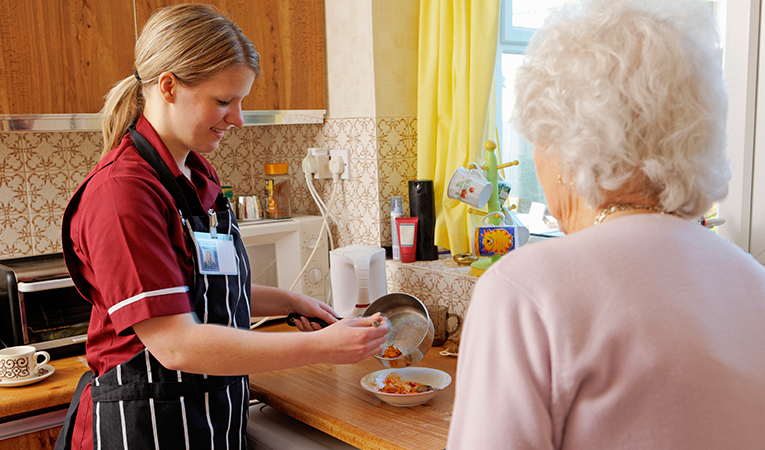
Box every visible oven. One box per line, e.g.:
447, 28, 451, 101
0, 253, 90, 358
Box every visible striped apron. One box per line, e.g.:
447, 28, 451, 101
58, 128, 252, 450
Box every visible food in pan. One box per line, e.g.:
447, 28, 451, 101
381, 345, 403, 359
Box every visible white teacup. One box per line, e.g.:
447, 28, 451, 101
447, 167, 492, 208
0, 345, 50, 381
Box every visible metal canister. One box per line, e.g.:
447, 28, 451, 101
264, 163, 291, 219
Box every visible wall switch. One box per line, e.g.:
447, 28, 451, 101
328, 149, 351, 180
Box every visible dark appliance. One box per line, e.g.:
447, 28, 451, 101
408, 180, 439, 261
0, 253, 90, 358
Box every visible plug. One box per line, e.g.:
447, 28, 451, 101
309, 148, 331, 179
302, 154, 319, 175
328, 149, 350, 180
329, 155, 345, 176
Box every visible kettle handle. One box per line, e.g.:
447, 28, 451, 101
352, 257, 370, 307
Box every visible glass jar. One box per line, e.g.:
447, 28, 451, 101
264, 163, 291, 219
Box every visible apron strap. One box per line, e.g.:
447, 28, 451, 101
128, 126, 197, 222
54, 370, 93, 450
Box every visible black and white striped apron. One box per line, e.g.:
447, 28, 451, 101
58, 127, 252, 450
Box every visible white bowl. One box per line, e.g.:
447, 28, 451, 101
360, 367, 451, 407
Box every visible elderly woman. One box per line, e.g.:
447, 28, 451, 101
447, 1, 765, 449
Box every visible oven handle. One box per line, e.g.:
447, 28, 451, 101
18, 277, 75, 292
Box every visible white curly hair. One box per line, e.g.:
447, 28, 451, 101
513, 0, 730, 218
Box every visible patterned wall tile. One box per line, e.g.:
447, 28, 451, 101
0, 117, 415, 258
209, 127, 254, 197
323, 118, 377, 158
0, 171, 28, 217
378, 117, 417, 159
0, 215, 32, 256
378, 157, 415, 200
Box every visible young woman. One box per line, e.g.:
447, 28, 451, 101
56, 5, 388, 450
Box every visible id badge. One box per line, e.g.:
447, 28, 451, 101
192, 232, 239, 275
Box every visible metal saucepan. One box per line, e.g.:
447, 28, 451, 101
363, 293, 434, 368
286, 293, 435, 368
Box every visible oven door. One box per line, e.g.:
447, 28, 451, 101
17, 277, 90, 352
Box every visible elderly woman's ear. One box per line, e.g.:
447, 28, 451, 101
532, 144, 597, 234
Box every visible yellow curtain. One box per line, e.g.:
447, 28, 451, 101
417, 0, 501, 255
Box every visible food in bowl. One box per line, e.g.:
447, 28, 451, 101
377, 372, 427, 394
361, 367, 451, 407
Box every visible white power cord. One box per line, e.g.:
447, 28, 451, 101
303, 155, 338, 251
251, 152, 345, 330
305, 165, 340, 238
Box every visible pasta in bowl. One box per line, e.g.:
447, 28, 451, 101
360, 367, 451, 407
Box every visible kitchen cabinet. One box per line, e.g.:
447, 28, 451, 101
0, 426, 62, 450
0, 0, 325, 115
0, 0, 135, 114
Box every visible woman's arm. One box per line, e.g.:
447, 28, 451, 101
132, 311, 387, 375
250, 284, 339, 330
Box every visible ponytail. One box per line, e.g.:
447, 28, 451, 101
100, 75, 144, 157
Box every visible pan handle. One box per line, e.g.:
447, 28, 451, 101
286, 313, 341, 328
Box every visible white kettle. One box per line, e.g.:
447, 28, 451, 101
330, 244, 387, 317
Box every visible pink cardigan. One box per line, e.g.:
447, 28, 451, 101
448, 214, 765, 449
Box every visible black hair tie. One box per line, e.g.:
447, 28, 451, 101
134, 70, 142, 83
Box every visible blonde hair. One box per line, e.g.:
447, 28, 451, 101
514, 0, 730, 218
100, 4, 260, 156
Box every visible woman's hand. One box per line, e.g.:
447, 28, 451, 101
287, 292, 340, 331
313, 313, 389, 364
250, 284, 338, 330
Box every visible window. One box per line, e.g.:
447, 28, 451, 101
496, 0, 723, 235
496, 0, 571, 228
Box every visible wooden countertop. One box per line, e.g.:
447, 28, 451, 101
1, 322, 461, 450
249, 321, 458, 450
0, 354, 89, 421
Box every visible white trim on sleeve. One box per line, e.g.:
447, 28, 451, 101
107, 286, 190, 315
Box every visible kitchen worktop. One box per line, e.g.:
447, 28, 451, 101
1, 321, 459, 450
0, 354, 89, 422
250, 321, 458, 450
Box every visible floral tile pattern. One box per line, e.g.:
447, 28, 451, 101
0, 116, 416, 259
0, 131, 101, 257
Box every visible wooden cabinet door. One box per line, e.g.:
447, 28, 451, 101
0, 426, 62, 450
135, 0, 326, 111
0, 0, 136, 114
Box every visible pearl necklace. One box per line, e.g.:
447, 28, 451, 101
594, 203, 679, 225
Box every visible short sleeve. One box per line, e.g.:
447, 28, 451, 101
75, 170, 193, 334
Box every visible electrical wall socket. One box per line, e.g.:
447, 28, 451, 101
328, 149, 351, 180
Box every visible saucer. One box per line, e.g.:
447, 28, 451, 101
0, 364, 55, 388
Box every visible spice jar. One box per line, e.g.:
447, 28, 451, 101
264, 163, 291, 219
